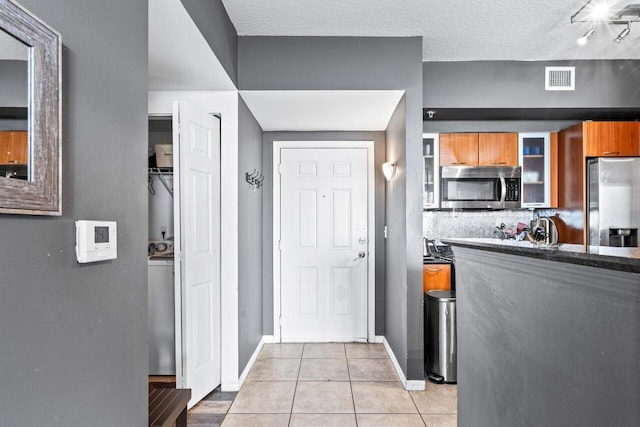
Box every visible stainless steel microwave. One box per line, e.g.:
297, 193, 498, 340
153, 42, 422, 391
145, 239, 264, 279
441, 166, 521, 209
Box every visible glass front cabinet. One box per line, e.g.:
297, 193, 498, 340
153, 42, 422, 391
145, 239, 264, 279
519, 132, 551, 208
423, 133, 440, 209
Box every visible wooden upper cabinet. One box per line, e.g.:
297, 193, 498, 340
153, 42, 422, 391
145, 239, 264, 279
0, 132, 10, 164
583, 122, 639, 157
8, 132, 28, 164
439, 133, 479, 166
0, 131, 28, 165
423, 263, 451, 293
478, 133, 518, 166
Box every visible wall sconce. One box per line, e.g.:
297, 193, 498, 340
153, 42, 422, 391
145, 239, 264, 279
382, 162, 397, 181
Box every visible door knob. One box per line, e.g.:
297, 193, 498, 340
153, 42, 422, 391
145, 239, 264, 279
353, 251, 366, 261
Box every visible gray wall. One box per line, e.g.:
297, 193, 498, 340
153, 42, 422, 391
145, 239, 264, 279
180, 0, 238, 86
385, 97, 409, 374
0, 1, 148, 426
261, 131, 387, 336
0, 60, 27, 107
238, 36, 422, 92
239, 36, 424, 379
238, 97, 264, 372
423, 60, 640, 109
453, 247, 639, 426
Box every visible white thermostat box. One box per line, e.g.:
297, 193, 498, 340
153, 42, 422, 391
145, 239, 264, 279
75, 220, 117, 263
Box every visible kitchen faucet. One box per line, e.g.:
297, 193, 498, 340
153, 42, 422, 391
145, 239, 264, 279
423, 238, 439, 257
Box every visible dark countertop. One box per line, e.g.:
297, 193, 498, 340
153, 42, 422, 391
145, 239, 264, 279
441, 238, 640, 273
423, 255, 454, 264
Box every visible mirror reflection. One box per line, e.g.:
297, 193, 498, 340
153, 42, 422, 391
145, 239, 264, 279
0, 28, 29, 181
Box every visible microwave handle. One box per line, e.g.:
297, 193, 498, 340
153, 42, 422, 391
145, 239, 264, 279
499, 175, 506, 204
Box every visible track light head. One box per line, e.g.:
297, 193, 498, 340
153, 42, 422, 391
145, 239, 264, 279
614, 23, 631, 43
577, 27, 595, 45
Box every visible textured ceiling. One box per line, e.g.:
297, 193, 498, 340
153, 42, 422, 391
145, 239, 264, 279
222, 0, 640, 61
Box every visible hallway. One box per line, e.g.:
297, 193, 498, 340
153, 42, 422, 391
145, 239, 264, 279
188, 342, 457, 426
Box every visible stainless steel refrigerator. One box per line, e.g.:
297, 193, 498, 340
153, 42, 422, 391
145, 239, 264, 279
587, 158, 640, 247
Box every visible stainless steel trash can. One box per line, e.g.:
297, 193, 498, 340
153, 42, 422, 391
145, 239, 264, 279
425, 290, 457, 383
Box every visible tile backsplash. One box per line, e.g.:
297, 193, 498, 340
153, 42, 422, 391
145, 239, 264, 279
424, 209, 556, 243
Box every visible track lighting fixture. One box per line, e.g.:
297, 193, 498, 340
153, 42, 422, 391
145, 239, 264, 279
571, 1, 638, 45
577, 27, 595, 45
614, 23, 631, 42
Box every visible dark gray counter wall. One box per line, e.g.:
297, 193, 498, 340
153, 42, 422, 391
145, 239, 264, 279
180, 0, 238, 86
0, 60, 27, 107
241, 36, 423, 379
238, 98, 264, 373
261, 131, 387, 337
423, 60, 640, 108
453, 246, 639, 426
0, 1, 148, 426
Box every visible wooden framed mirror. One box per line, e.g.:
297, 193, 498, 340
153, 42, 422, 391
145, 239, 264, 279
0, 0, 61, 215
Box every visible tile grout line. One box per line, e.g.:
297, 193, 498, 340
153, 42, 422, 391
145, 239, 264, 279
407, 387, 428, 426
287, 344, 305, 427
345, 344, 360, 427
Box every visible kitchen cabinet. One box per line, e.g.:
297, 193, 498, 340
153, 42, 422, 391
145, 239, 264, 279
519, 132, 557, 208
0, 131, 28, 165
423, 133, 440, 209
557, 121, 639, 244
440, 132, 518, 166
479, 133, 518, 166
439, 133, 478, 166
583, 121, 639, 157
423, 263, 451, 293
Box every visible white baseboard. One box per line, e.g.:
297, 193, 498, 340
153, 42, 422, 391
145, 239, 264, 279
235, 335, 274, 389
382, 337, 426, 391
220, 381, 240, 392
262, 335, 276, 344
373, 335, 384, 344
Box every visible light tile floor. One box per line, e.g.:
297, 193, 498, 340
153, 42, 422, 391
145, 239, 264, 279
188, 342, 457, 427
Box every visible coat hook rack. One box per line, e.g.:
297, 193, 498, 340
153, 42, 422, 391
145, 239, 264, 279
245, 169, 264, 191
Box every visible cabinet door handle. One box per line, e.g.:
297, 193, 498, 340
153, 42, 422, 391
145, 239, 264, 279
491, 162, 506, 165
424, 268, 443, 273
451, 162, 466, 165
602, 151, 620, 155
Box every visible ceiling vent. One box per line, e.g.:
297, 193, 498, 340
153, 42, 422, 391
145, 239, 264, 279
545, 66, 575, 91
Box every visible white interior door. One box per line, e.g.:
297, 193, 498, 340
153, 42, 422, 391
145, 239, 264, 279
279, 148, 368, 342
173, 101, 221, 407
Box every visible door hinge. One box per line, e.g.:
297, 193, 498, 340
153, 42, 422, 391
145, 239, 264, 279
278, 240, 282, 251
278, 164, 283, 175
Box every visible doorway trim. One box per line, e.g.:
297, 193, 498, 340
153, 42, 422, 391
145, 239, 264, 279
273, 140, 376, 342
149, 91, 240, 392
